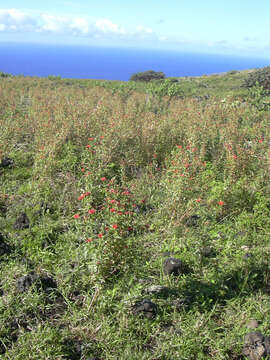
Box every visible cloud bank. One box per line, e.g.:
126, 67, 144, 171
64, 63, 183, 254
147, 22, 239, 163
0, 8, 155, 41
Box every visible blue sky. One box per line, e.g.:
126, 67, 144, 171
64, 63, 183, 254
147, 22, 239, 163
1, 0, 270, 58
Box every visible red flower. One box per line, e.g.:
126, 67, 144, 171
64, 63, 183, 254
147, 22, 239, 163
218, 200, 224, 206
81, 168, 85, 172
101, 177, 106, 182
78, 195, 85, 201
110, 208, 116, 213
100, 136, 104, 139
88, 209, 96, 214
86, 238, 93, 243
259, 138, 263, 143
112, 224, 118, 229
73, 214, 80, 219
98, 233, 103, 238
86, 144, 91, 148
196, 198, 202, 203
176, 145, 182, 149
88, 137, 94, 141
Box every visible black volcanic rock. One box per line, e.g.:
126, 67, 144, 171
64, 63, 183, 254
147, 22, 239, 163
16, 272, 38, 293
243, 331, 270, 360
0, 233, 11, 256
14, 212, 30, 230
131, 299, 157, 319
0, 157, 14, 168
163, 257, 182, 276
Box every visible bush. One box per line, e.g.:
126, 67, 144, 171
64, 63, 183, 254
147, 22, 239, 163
130, 70, 165, 82
0, 71, 12, 78
48, 75, 62, 81
243, 67, 270, 91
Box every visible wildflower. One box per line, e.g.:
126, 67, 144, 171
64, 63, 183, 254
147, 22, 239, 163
112, 224, 118, 229
84, 192, 91, 196
86, 238, 93, 243
73, 214, 80, 219
88, 208, 96, 214
81, 168, 85, 172
88, 137, 94, 141
233, 155, 237, 159
78, 195, 85, 201
98, 233, 103, 238
118, 211, 123, 215
218, 200, 224, 206
110, 208, 116, 213
259, 138, 263, 143
100, 136, 104, 139
176, 145, 182, 149
196, 198, 202, 203
101, 177, 106, 181
86, 144, 91, 148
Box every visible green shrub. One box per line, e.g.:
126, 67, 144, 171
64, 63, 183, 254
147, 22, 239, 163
48, 75, 62, 80
130, 70, 165, 82
0, 71, 12, 78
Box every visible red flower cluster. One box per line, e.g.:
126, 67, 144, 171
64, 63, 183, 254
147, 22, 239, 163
78, 191, 91, 201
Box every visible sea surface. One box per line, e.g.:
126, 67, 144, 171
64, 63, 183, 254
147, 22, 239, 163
0, 42, 269, 81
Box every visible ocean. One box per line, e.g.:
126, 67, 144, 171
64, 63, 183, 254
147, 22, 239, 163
0, 42, 269, 81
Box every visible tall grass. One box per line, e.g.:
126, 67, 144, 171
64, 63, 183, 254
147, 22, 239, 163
0, 74, 270, 359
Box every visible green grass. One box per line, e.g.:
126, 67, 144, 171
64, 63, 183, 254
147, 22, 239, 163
0, 69, 270, 359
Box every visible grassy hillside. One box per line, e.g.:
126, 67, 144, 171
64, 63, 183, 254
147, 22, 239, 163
1, 69, 270, 359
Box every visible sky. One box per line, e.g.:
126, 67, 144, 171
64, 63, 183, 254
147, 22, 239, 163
1, 0, 270, 58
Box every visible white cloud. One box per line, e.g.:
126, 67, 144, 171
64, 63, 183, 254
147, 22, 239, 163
71, 17, 89, 34
136, 25, 153, 35
0, 8, 142, 40
95, 19, 125, 35
0, 8, 37, 31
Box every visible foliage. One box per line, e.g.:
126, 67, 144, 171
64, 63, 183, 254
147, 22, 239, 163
130, 70, 165, 82
243, 66, 270, 91
47, 74, 62, 80
0, 71, 12, 78
1, 70, 270, 359
247, 83, 270, 111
